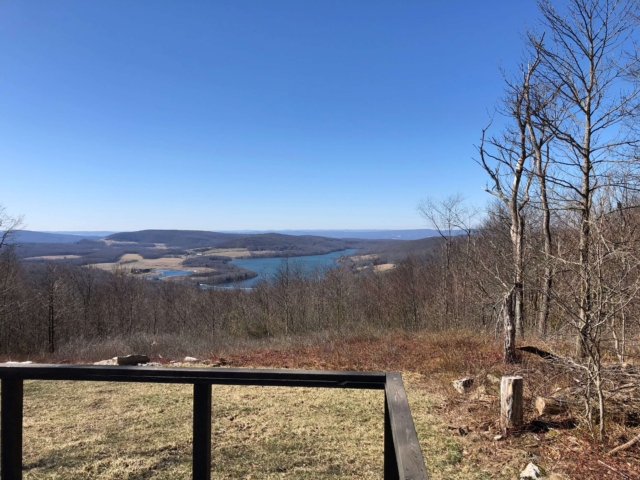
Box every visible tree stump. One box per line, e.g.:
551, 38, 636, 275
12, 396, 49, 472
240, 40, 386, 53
500, 376, 523, 431
535, 396, 568, 416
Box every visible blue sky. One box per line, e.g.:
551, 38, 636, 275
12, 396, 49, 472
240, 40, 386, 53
0, 1, 541, 231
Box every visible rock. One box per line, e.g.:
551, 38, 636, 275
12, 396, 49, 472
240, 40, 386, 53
520, 462, 542, 479
184, 356, 198, 363
116, 355, 150, 366
487, 374, 501, 384
94, 358, 116, 365
146, 362, 162, 367
453, 377, 474, 394
202, 360, 211, 365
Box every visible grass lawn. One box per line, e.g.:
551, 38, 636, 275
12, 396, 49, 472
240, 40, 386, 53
9, 372, 489, 479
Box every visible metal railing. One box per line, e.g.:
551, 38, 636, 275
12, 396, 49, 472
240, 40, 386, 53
0, 364, 428, 479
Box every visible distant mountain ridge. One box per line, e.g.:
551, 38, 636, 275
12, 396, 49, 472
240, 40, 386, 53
106, 230, 243, 248
356, 236, 446, 263
45, 231, 117, 237
105, 230, 375, 253
7, 228, 457, 246
222, 229, 450, 240
9, 230, 104, 244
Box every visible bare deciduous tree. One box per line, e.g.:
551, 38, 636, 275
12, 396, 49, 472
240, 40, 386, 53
0, 205, 24, 250
535, 0, 640, 361
478, 56, 539, 361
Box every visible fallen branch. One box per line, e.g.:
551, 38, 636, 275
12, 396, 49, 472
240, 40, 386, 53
607, 433, 640, 456
517, 346, 559, 360
597, 460, 630, 479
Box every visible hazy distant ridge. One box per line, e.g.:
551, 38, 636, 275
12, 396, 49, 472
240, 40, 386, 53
7, 229, 453, 246
223, 229, 446, 240
11, 230, 104, 244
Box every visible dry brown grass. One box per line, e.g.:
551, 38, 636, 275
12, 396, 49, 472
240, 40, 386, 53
223, 331, 640, 479
92, 255, 187, 272
18, 380, 384, 479
199, 248, 253, 258
373, 264, 395, 272
3, 330, 639, 479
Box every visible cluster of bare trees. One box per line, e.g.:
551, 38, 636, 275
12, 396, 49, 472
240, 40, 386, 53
469, 0, 640, 439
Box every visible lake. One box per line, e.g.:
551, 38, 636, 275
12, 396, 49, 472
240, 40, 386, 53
225, 249, 357, 287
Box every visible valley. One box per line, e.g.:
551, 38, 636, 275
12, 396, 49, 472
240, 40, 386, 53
11, 229, 413, 285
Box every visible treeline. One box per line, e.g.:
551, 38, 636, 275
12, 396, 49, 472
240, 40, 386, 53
5, 198, 636, 358
0, 246, 466, 356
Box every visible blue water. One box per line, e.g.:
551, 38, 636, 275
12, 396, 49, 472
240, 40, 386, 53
226, 249, 357, 288
149, 269, 194, 279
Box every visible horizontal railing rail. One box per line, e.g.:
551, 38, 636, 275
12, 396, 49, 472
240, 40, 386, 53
0, 364, 428, 480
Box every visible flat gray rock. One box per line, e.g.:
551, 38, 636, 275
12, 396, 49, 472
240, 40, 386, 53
452, 377, 474, 394
94, 358, 116, 365
520, 463, 542, 479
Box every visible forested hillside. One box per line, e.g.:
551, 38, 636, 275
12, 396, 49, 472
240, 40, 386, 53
105, 230, 243, 248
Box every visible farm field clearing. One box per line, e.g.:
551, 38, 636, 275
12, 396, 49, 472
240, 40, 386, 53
197, 248, 255, 258
92, 254, 198, 273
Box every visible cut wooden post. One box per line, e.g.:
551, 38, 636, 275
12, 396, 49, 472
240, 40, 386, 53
500, 376, 523, 432
192, 383, 212, 480
1, 378, 24, 480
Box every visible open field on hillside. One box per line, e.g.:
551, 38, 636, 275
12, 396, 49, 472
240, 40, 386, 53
198, 248, 253, 258
92, 254, 190, 272
374, 263, 395, 272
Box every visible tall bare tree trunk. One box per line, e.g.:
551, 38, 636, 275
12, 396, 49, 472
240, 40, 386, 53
530, 140, 553, 337
577, 131, 592, 358
512, 214, 525, 339
502, 289, 517, 363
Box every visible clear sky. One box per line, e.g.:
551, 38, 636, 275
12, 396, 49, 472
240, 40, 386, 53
0, 0, 541, 231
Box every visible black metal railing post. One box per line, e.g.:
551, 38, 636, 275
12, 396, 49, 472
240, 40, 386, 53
1, 378, 23, 480
192, 383, 212, 480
